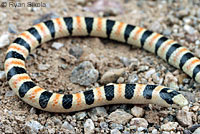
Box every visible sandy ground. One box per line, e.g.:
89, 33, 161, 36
0, 0, 200, 133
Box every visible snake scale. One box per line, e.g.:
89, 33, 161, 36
5, 16, 196, 113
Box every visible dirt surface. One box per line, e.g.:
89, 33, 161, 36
0, 0, 200, 133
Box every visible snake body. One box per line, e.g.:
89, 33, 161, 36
4, 16, 195, 112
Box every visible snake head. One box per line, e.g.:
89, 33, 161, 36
171, 93, 189, 108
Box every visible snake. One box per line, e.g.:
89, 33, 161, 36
5, 16, 197, 113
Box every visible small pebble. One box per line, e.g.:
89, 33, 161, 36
24, 120, 44, 134
61, 64, 67, 70
69, 46, 83, 59
118, 56, 132, 67
192, 127, 200, 134
76, 0, 87, 5
37, 64, 50, 71
161, 122, 178, 131
5, 90, 15, 98
176, 110, 193, 127
8, 24, 18, 34
184, 24, 195, 35
188, 124, 200, 132
100, 122, 108, 130
138, 65, 149, 72
30, 108, 37, 114
76, 111, 87, 120
90, 107, 108, 117
100, 68, 126, 84
152, 129, 158, 134
0, 71, 6, 81
110, 123, 123, 130
111, 129, 121, 134
163, 28, 171, 36
84, 119, 95, 134
117, 77, 125, 83
108, 109, 133, 125
145, 68, 155, 78
51, 42, 64, 50
62, 121, 75, 133
52, 117, 62, 125
70, 61, 99, 86
131, 106, 144, 117
128, 73, 138, 84
0, 32, 10, 48
130, 118, 148, 129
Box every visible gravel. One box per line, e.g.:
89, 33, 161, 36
70, 61, 99, 86
24, 120, 44, 134
0, 32, 10, 48
108, 109, 133, 125
51, 42, 64, 50
84, 119, 95, 134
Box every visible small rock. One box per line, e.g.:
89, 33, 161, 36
184, 24, 195, 35
100, 68, 126, 84
137, 127, 146, 132
37, 64, 50, 71
111, 129, 121, 134
110, 123, 123, 130
177, 110, 193, 127
193, 128, 200, 134
70, 61, 99, 86
0, 71, 6, 80
130, 118, 148, 129
152, 129, 158, 134
128, 73, 138, 84
8, 24, 18, 34
69, 46, 83, 59
24, 120, 44, 134
131, 106, 144, 117
62, 121, 75, 133
61, 64, 67, 70
84, 119, 95, 134
161, 122, 178, 131
30, 108, 37, 114
0, 32, 10, 48
5, 90, 15, 98
188, 124, 200, 133
162, 131, 170, 134
191, 105, 199, 112
76, 111, 87, 120
0, 12, 7, 20
150, 20, 163, 32
100, 122, 108, 130
108, 109, 133, 125
76, 0, 86, 5
195, 40, 200, 45
138, 65, 149, 72
145, 69, 155, 78
118, 56, 132, 67
152, 73, 162, 84
51, 42, 64, 50
90, 107, 108, 117
117, 77, 124, 83
163, 28, 171, 36
164, 72, 178, 88
52, 117, 62, 125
